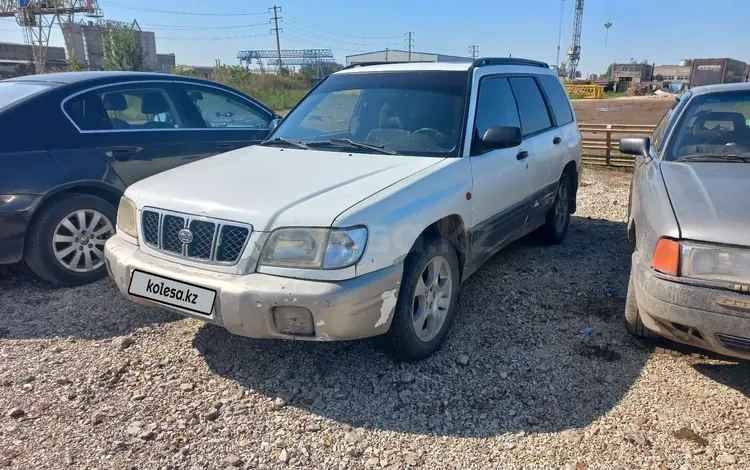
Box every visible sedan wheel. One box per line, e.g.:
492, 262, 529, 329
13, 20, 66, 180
52, 209, 114, 273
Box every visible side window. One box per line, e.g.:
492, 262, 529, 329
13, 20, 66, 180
653, 96, 689, 154
182, 86, 270, 129
538, 75, 574, 126
508, 77, 553, 136
473, 77, 520, 139
64, 86, 183, 131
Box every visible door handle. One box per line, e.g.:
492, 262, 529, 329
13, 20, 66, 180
553, 136, 563, 145
516, 150, 529, 161
104, 147, 139, 161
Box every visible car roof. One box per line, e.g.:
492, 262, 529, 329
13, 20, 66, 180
690, 82, 750, 96
335, 58, 554, 76
6, 71, 176, 84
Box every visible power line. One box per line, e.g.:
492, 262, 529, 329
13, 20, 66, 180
98, 2, 267, 16
283, 20, 395, 47
138, 22, 269, 31
160, 32, 271, 41
283, 13, 398, 40
281, 33, 371, 53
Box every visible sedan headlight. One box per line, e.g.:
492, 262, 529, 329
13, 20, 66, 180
681, 242, 750, 284
116, 196, 138, 239
259, 226, 367, 269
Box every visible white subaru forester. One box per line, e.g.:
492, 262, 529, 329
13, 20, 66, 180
105, 58, 582, 361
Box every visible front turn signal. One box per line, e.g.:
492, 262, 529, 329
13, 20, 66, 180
653, 238, 680, 276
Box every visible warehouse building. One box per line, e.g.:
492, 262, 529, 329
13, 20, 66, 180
346, 49, 471, 65
611, 62, 653, 92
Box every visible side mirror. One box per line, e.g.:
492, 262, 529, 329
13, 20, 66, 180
619, 136, 651, 156
481, 126, 523, 151
268, 117, 282, 132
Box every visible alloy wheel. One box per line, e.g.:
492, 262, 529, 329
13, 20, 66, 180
412, 255, 453, 342
52, 209, 115, 273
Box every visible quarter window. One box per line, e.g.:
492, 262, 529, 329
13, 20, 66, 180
509, 77, 553, 136
473, 77, 520, 140
538, 75, 574, 126
182, 86, 270, 129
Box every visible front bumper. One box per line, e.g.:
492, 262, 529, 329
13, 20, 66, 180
632, 252, 750, 360
0, 194, 42, 264
104, 235, 403, 341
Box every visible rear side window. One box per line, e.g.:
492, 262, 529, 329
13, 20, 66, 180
0, 82, 55, 109
538, 75, 574, 126
509, 77, 553, 136
474, 77, 520, 139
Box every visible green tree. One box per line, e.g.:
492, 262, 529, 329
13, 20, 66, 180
68, 57, 83, 72
298, 63, 344, 84
102, 28, 145, 71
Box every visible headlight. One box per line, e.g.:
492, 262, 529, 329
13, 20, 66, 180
259, 226, 367, 269
116, 196, 138, 239
681, 242, 750, 284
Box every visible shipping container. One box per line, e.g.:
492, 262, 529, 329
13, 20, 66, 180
689, 58, 747, 88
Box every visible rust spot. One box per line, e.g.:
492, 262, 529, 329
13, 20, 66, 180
465, 192, 472, 200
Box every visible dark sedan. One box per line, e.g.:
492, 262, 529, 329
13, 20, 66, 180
0, 71, 281, 286
621, 82, 750, 359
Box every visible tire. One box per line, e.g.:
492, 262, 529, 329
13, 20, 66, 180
24, 194, 117, 286
535, 172, 572, 244
624, 263, 659, 339
385, 236, 461, 361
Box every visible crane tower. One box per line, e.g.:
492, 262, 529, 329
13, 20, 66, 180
566, 0, 584, 79
0, 0, 102, 74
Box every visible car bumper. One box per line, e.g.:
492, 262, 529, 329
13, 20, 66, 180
104, 235, 403, 341
0, 194, 42, 264
633, 253, 750, 360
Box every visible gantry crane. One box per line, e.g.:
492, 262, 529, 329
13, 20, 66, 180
0, 0, 102, 74
566, 0, 584, 79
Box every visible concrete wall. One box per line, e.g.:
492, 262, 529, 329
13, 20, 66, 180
346, 49, 471, 65
61, 22, 161, 71
612, 63, 653, 83
157, 53, 176, 72
0, 41, 67, 64
653, 65, 692, 83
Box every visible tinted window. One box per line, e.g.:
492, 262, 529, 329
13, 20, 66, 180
64, 86, 183, 131
538, 75, 574, 126
509, 77, 553, 136
182, 86, 270, 129
0, 82, 55, 109
474, 77, 520, 139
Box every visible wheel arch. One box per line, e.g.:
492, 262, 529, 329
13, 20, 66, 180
412, 214, 468, 279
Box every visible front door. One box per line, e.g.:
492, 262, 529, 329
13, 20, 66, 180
468, 76, 535, 255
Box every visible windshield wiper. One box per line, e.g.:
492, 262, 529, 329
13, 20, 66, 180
260, 137, 310, 150
304, 139, 400, 155
677, 153, 750, 163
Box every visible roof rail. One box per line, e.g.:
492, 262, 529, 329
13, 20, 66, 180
473, 57, 549, 69
341, 61, 411, 70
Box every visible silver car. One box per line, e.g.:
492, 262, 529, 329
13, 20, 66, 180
621, 82, 750, 360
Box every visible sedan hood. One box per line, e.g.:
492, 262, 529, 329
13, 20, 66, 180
661, 161, 750, 246
125, 146, 441, 231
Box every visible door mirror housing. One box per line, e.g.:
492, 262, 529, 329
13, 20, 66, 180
269, 117, 282, 132
619, 136, 651, 156
480, 126, 523, 151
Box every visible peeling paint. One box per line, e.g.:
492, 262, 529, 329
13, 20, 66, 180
255, 301, 263, 308
375, 289, 398, 328
316, 320, 325, 326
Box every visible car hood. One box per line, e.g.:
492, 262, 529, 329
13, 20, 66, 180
125, 146, 442, 231
661, 161, 750, 246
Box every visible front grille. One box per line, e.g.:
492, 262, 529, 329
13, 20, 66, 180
716, 333, 750, 354
141, 208, 251, 265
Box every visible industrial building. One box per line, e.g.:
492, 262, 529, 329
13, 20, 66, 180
61, 20, 159, 71
0, 41, 66, 69
611, 63, 653, 92
345, 49, 471, 65
653, 63, 692, 92
156, 53, 176, 73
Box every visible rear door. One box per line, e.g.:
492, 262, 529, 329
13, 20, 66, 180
172, 83, 275, 156
63, 81, 208, 186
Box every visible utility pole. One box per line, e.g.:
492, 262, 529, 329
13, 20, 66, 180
469, 45, 479, 60
269, 5, 283, 75
405, 31, 414, 62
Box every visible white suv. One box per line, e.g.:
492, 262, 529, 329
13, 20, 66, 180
105, 58, 582, 360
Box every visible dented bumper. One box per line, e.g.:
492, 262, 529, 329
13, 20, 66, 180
104, 235, 403, 341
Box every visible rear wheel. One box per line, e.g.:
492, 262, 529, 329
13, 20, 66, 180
625, 263, 659, 339
386, 236, 461, 361
536, 172, 571, 244
24, 194, 116, 286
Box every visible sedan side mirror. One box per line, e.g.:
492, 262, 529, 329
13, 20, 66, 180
481, 126, 523, 151
620, 136, 651, 156
268, 117, 282, 132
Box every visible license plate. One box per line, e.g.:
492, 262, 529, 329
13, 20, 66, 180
128, 270, 216, 315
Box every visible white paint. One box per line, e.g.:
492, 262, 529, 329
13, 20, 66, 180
316, 320, 325, 326
375, 289, 398, 328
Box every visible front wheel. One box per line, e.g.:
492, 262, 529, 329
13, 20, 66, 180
535, 172, 572, 244
385, 236, 461, 361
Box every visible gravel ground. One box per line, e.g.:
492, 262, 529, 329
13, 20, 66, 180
1, 167, 749, 470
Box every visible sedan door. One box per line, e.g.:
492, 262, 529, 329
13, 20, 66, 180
173, 83, 275, 156
63, 81, 209, 186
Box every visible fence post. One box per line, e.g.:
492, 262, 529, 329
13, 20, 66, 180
605, 124, 612, 166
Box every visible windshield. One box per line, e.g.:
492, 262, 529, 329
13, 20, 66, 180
667, 89, 750, 161
270, 70, 469, 157
0, 81, 56, 110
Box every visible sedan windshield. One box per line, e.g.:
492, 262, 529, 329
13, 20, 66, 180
270, 70, 469, 157
668, 89, 750, 162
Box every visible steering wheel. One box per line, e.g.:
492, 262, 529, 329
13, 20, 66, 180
412, 127, 442, 139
